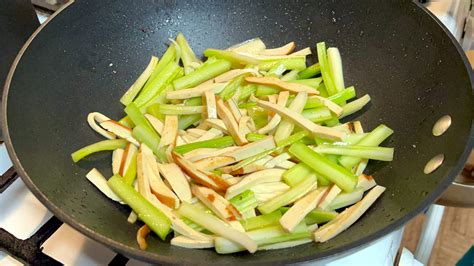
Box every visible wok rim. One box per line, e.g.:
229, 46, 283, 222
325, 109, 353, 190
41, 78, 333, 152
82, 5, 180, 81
2, 1, 473, 264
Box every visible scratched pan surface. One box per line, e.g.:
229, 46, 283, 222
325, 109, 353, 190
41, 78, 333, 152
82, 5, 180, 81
3, 0, 474, 264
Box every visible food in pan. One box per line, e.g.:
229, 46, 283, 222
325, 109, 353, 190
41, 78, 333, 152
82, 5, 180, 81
71, 34, 394, 254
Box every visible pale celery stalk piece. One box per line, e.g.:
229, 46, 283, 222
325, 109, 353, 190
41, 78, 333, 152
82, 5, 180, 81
340, 94, 371, 119
327, 47, 345, 93
176, 33, 202, 75
315, 144, 394, 161
329, 188, 364, 210
120, 56, 158, 106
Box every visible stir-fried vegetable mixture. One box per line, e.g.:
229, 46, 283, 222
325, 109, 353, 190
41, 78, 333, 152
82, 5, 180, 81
72, 35, 394, 254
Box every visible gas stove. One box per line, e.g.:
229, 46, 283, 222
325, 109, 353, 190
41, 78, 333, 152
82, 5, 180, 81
0, 1, 470, 265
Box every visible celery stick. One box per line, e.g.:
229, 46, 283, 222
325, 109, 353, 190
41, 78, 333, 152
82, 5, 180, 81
134, 61, 181, 107
118, 116, 135, 128
238, 102, 257, 109
147, 104, 162, 119
174, 136, 235, 154
292, 78, 322, 88
280, 69, 300, 81
181, 216, 206, 232
302, 107, 332, 123
315, 144, 394, 161
274, 92, 307, 143
316, 42, 337, 96
325, 117, 339, 127
338, 124, 394, 169
297, 63, 321, 79
275, 131, 308, 147
215, 222, 309, 254
132, 125, 160, 155
329, 188, 364, 210
246, 133, 267, 142
108, 175, 171, 240
340, 94, 371, 118
141, 85, 174, 116
283, 163, 314, 187
289, 142, 357, 192
176, 33, 202, 75
123, 151, 137, 186
280, 207, 338, 225
327, 47, 345, 92
147, 44, 176, 83
240, 211, 282, 231
71, 139, 128, 163
238, 84, 257, 101
125, 103, 155, 133
120, 56, 158, 106
317, 83, 329, 97
203, 49, 259, 67
267, 63, 286, 77
258, 175, 316, 214
259, 57, 306, 71
229, 190, 258, 213
343, 133, 368, 145
328, 86, 356, 106
173, 59, 231, 90
255, 85, 280, 96
219, 75, 244, 101
158, 104, 203, 115
178, 114, 201, 130
178, 202, 257, 253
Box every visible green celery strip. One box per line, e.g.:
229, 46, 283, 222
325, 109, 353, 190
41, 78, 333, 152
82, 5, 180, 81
302, 107, 332, 123
229, 190, 258, 213
328, 86, 356, 106
118, 116, 135, 128
174, 136, 235, 154
178, 114, 201, 130
255, 85, 280, 97
289, 142, 357, 192
245, 133, 267, 142
132, 124, 161, 155
338, 124, 394, 169
297, 63, 321, 79
108, 175, 171, 240
279, 207, 338, 225
328, 188, 364, 210
240, 211, 282, 231
120, 56, 158, 106
325, 117, 340, 127
327, 47, 345, 92
280, 69, 300, 81
233, 131, 308, 170
203, 49, 259, 67
123, 151, 138, 186
215, 222, 309, 254
259, 57, 306, 71
157, 104, 203, 115
219, 75, 244, 101
134, 61, 180, 107
176, 33, 201, 75
238, 102, 257, 109
315, 144, 394, 161
258, 176, 316, 214
292, 78, 322, 88
316, 42, 337, 96
125, 102, 155, 133
340, 94, 371, 118
147, 44, 176, 84
173, 59, 231, 90
267, 63, 286, 77
142, 85, 174, 117
185, 97, 203, 106
238, 84, 257, 101
71, 139, 128, 163
283, 162, 314, 187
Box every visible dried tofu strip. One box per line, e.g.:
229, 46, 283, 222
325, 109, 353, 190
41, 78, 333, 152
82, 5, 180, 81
136, 225, 151, 250
226, 99, 243, 122
280, 187, 328, 232
259, 42, 296, 56
172, 152, 230, 192
145, 114, 164, 135
227, 155, 273, 175
290, 47, 312, 56
159, 115, 178, 148
195, 128, 224, 142
245, 76, 319, 95
213, 68, 260, 83
256, 100, 345, 141
264, 152, 291, 169
112, 148, 124, 175
193, 156, 236, 171
251, 182, 290, 203
187, 128, 208, 138
312, 95, 343, 116
238, 116, 252, 136
171, 235, 214, 249
203, 90, 217, 119
100, 120, 140, 146
167, 82, 226, 100
333, 121, 356, 134
119, 143, 138, 176
157, 163, 192, 203
226, 136, 276, 161
87, 112, 116, 139
183, 146, 239, 162
314, 185, 386, 242
192, 185, 241, 221
216, 98, 248, 145
275, 160, 296, 169
258, 91, 290, 134
176, 136, 187, 146
198, 118, 228, 132
317, 184, 342, 209
86, 168, 123, 203
357, 174, 377, 191
181, 133, 197, 144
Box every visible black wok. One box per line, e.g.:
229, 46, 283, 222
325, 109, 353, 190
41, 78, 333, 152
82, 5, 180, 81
3, 0, 474, 264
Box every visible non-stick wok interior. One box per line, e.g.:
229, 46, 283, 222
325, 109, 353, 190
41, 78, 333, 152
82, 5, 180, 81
5, 0, 473, 264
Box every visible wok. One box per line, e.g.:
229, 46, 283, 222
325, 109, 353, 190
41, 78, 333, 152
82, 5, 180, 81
3, 0, 474, 264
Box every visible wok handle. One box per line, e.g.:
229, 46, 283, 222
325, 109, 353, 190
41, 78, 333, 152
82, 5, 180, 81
0, 0, 40, 141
